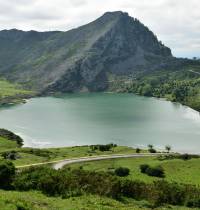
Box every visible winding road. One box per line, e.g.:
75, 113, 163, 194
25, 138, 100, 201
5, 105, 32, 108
16, 153, 166, 170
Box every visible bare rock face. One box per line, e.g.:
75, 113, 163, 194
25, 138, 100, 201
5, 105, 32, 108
0, 11, 176, 93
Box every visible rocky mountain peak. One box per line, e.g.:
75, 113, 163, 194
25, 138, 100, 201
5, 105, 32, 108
0, 11, 175, 93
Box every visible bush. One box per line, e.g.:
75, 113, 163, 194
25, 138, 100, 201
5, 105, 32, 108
20, 148, 53, 158
114, 167, 130, 177
153, 181, 186, 206
180, 153, 191, 160
12, 166, 200, 207
0, 160, 15, 189
140, 164, 149, 173
186, 199, 200, 208
157, 154, 200, 161
90, 143, 117, 152
148, 148, 157, 153
2, 150, 20, 160
140, 164, 165, 178
121, 179, 147, 199
14, 166, 54, 191
146, 166, 165, 178
136, 148, 141, 153
98, 144, 112, 151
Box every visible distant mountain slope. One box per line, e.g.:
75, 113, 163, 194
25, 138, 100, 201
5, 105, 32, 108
0, 11, 187, 93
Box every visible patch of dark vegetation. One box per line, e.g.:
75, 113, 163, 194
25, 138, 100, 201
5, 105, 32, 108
140, 164, 165, 178
0, 160, 15, 189
0, 161, 200, 208
0, 129, 23, 146
90, 143, 117, 152
157, 153, 200, 161
1, 151, 20, 160
114, 167, 130, 177
5, 165, 199, 208
186, 199, 200, 208
147, 144, 157, 153
136, 148, 141, 153
20, 148, 54, 158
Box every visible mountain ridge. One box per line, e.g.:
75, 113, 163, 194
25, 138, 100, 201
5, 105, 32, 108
0, 11, 189, 93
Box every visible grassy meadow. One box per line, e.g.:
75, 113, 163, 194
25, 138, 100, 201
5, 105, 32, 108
0, 135, 143, 166
0, 79, 35, 105
67, 156, 200, 186
0, 190, 198, 210
0, 131, 200, 209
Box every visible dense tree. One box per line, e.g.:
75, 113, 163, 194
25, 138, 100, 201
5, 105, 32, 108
126, 69, 200, 112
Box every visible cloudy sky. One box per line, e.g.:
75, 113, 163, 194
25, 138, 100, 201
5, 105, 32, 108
0, 0, 199, 58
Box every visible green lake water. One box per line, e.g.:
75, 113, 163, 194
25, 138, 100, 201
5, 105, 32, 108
0, 93, 199, 153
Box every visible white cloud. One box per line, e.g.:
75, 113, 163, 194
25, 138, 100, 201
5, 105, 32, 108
0, 0, 199, 58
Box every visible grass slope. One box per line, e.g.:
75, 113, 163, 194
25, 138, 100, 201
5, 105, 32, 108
0, 137, 18, 152
0, 190, 197, 210
0, 79, 35, 105
12, 145, 143, 166
0, 136, 143, 166
68, 156, 200, 186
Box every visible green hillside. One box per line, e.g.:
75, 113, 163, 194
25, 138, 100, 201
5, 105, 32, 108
0, 79, 35, 105
68, 156, 200, 186
109, 62, 200, 111
0, 131, 200, 209
0, 190, 197, 210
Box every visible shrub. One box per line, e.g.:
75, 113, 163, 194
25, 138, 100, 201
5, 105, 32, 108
121, 179, 147, 200
148, 148, 157, 153
186, 199, 200, 208
145, 166, 165, 178
136, 148, 141, 153
2, 150, 20, 160
20, 148, 53, 158
140, 164, 149, 173
0, 160, 15, 189
98, 144, 112, 151
180, 153, 191, 160
14, 166, 55, 191
153, 181, 186, 206
157, 154, 200, 161
90, 143, 117, 152
147, 144, 157, 153
12, 166, 200, 207
114, 167, 130, 177
140, 164, 165, 178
